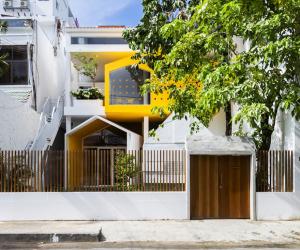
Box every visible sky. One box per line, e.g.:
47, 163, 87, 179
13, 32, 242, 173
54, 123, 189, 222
69, 0, 143, 27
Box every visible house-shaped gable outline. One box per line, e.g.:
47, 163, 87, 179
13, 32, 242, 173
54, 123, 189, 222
65, 115, 142, 151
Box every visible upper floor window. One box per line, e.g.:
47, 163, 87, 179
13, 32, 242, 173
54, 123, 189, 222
0, 19, 32, 28
71, 37, 127, 45
0, 46, 28, 85
110, 66, 150, 105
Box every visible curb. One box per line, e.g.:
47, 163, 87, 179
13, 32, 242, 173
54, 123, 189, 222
0, 229, 105, 243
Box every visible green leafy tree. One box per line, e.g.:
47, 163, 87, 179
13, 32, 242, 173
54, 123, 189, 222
124, 0, 300, 150
72, 54, 98, 86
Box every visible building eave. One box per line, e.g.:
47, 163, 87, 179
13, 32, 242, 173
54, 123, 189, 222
66, 27, 127, 34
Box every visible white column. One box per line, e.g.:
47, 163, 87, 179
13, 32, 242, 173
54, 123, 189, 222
65, 52, 72, 107
66, 116, 72, 133
143, 116, 149, 141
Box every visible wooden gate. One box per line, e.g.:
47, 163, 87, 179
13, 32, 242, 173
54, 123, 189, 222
190, 155, 250, 219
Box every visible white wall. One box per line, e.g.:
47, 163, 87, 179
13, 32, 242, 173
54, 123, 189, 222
270, 110, 295, 150
256, 192, 300, 220
0, 0, 52, 18
0, 0, 72, 23
127, 132, 142, 150
0, 28, 33, 45
256, 118, 300, 220
208, 109, 226, 136
0, 192, 188, 221
35, 21, 68, 112
0, 91, 40, 149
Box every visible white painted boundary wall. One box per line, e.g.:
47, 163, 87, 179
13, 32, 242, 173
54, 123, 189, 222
0, 192, 187, 221
256, 119, 300, 220
256, 192, 300, 220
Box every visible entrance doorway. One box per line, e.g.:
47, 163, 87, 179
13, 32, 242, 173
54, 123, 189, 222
190, 155, 250, 219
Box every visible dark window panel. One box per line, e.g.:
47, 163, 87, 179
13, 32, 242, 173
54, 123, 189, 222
84, 129, 127, 147
110, 66, 150, 105
12, 61, 28, 84
1, 19, 31, 28
0, 62, 11, 85
0, 46, 28, 85
0, 46, 12, 60
13, 46, 27, 60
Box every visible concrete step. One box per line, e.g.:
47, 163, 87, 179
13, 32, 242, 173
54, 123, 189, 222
0, 230, 105, 243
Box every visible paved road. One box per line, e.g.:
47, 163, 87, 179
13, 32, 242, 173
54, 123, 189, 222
1, 242, 300, 249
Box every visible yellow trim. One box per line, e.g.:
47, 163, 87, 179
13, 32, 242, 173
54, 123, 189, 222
105, 57, 169, 121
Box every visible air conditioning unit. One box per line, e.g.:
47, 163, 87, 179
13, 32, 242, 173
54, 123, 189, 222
19, 0, 29, 9
3, 0, 13, 9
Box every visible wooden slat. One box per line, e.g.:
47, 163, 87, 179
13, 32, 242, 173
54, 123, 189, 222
288, 150, 291, 192
4, 150, 6, 192
0, 149, 189, 193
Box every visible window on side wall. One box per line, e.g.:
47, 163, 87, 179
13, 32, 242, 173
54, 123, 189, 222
110, 66, 150, 105
0, 46, 28, 85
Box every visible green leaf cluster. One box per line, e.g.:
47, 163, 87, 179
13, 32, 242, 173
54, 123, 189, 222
125, 0, 300, 150
0, 21, 8, 77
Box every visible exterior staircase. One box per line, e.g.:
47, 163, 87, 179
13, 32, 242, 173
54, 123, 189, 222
30, 97, 64, 150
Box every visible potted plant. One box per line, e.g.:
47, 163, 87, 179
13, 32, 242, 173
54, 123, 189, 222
72, 54, 98, 86
71, 87, 104, 107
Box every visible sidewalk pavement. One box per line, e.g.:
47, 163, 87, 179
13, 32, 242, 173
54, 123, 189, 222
0, 220, 300, 248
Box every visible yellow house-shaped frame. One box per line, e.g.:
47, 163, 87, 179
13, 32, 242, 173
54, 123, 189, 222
104, 57, 168, 122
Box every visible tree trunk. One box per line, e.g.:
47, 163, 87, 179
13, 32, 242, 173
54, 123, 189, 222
256, 117, 274, 191
225, 102, 232, 136
258, 115, 274, 151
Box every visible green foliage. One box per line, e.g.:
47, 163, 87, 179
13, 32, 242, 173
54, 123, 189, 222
125, 0, 300, 150
73, 54, 98, 81
114, 152, 140, 191
71, 87, 104, 100
0, 54, 8, 77
0, 21, 7, 32
0, 21, 8, 77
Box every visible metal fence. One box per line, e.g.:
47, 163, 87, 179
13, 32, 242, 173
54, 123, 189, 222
256, 150, 293, 192
0, 149, 186, 192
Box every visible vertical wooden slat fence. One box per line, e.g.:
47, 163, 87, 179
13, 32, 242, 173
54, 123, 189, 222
0, 149, 186, 192
256, 150, 294, 192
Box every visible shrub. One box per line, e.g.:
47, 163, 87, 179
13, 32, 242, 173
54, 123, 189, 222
114, 152, 140, 191
71, 87, 104, 100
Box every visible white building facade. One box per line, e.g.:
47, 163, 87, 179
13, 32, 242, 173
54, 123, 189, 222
0, 4, 299, 221
0, 0, 76, 150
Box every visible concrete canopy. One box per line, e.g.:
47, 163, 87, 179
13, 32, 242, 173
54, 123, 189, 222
187, 134, 255, 155
66, 116, 142, 151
